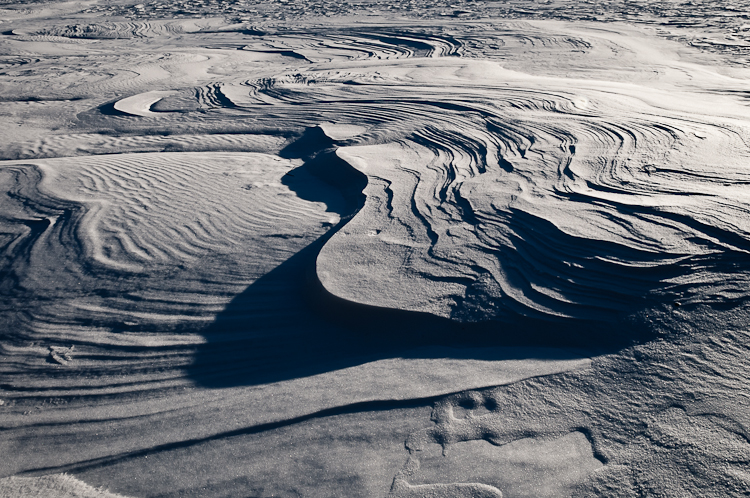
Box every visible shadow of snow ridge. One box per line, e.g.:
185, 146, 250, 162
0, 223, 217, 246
188, 127, 654, 389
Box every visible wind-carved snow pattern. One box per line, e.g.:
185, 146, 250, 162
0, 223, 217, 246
390, 325, 750, 496
4, 13, 750, 498
189, 33, 750, 335
319, 78, 750, 326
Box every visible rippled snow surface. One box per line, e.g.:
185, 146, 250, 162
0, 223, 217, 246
3, 10, 750, 498
6, 22, 750, 333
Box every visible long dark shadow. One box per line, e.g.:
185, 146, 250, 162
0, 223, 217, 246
188, 128, 648, 389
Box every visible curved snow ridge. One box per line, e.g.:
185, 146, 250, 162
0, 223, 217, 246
0, 149, 343, 396
121, 42, 750, 328
113, 90, 176, 116
36, 19, 222, 39
0, 152, 337, 342
300, 66, 750, 326
239, 28, 462, 61
34, 152, 333, 273
66, 52, 212, 100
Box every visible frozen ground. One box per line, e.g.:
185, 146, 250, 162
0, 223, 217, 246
2, 1, 750, 497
